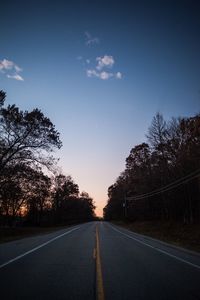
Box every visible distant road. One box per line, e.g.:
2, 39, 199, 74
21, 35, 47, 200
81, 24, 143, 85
0, 222, 200, 300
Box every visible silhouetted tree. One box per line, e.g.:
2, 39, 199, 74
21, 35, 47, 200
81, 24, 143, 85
79, 191, 96, 220
26, 170, 51, 225
0, 164, 50, 225
52, 174, 79, 224
0, 92, 62, 173
104, 113, 200, 224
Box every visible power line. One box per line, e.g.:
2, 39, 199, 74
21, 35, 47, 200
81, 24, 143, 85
126, 168, 200, 201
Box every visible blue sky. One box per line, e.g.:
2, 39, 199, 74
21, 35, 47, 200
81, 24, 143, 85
1, 0, 200, 215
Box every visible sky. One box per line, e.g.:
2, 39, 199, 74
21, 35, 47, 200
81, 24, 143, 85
0, 0, 200, 216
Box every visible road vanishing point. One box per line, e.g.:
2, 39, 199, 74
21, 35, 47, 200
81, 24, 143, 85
0, 222, 200, 300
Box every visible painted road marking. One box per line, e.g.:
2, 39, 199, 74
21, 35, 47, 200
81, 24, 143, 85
95, 225, 105, 300
109, 225, 200, 270
0, 226, 80, 269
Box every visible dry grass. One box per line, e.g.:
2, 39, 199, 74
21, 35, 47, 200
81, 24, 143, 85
113, 220, 200, 253
0, 226, 70, 243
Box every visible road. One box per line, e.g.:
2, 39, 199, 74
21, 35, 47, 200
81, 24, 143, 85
0, 222, 200, 300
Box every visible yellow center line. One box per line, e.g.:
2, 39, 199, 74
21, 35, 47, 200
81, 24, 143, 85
95, 224, 105, 300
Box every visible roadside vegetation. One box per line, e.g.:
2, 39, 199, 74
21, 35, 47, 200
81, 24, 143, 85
0, 90, 96, 230
104, 112, 200, 251
113, 221, 200, 252
0, 226, 72, 243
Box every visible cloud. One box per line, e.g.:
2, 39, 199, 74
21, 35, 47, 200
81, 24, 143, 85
0, 59, 14, 71
85, 31, 99, 46
80, 32, 123, 80
116, 72, 122, 79
86, 69, 115, 80
87, 69, 98, 77
86, 55, 122, 80
87, 69, 122, 80
96, 55, 114, 70
14, 65, 22, 72
0, 58, 24, 81
99, 71, 113, 80
7, 74, 24, 81
0, 59, 22, 72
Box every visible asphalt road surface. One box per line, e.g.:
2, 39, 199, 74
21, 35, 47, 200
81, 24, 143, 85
0, 222, 200, 300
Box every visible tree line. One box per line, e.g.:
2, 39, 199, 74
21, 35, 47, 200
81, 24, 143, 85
0, 90, 96, 226
104, 112, 200, 224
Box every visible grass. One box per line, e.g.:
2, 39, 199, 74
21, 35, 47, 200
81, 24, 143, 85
113, 220, 200, 253
0, 226, 70, 243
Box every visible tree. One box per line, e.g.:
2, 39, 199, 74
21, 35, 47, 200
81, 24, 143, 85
79, 192, 96, 220
0, 91, 62, 173
0, 91, 62, 225
104, 112, 200, 224
52, 174, 79, 224
146, 112, 168, 149
104, 173, 127, 220
0, 91, 97, 226
0, 164, 50, 225
26, 170, 51, 225
0, 90, 6, 108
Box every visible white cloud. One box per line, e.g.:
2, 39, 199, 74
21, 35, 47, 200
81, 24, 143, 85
86, 69, 114, 80
99, 71, 113, 80
85, 54, 122, 81
14, 65, 22, 72
86, 59, 90, 64
0, 59, 22, 72
0, 58, 24, 81
96, 55, 114, 70
7, 74, 24, 81
0, 59, 14, 70
116, 72, 122, 79
85, 31, 99, 46
87, 69, 99, 77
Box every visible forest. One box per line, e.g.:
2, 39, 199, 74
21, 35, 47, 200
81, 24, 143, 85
104, 112, 200, 224
0, 90, 96, 227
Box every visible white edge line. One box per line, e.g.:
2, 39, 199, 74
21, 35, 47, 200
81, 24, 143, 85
109, 225, 200, 270
0, 226, 80, 269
